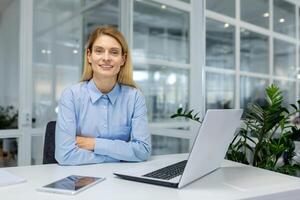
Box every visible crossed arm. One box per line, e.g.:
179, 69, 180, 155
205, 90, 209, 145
76, 136, 95, 151
55, 89, 151, 165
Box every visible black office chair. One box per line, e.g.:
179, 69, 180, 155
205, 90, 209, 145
43, 121, 58, 164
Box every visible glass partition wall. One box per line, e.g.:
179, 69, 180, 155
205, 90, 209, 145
0, 0, 20, 167
205, 0, 300, 111
132, 0, 192, 154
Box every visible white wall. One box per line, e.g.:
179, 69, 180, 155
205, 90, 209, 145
0, 0, 19, 107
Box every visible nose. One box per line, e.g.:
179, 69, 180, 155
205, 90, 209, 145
102, 51, 111, 61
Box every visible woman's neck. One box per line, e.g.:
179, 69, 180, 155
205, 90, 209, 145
92, 76, 117, 94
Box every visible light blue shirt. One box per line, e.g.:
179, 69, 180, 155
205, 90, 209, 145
55, 79, 151, 165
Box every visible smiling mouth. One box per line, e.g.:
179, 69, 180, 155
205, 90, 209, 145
99, 64, 113, 69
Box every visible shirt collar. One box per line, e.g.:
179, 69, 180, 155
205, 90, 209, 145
87, 79, 120, 105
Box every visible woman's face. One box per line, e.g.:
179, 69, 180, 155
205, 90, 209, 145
87, 35, 125, 81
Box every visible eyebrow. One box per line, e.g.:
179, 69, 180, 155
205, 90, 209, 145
93, 46, 121, 51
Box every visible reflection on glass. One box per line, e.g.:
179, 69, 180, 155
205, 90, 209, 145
274, 80, 296, 107
273, 0, 296, 37
0, 0, 20, 129
240, 29, 269, 74
31, 136, 43, 165
32, 0, 119, 127
206, 72, 235, 109
178, 0, 190, 3
34, 0, 81, 22
206, 18, 235, 69
0, 138, 18, 167
82, 0, 119, 42
133, 65, 189, 122
133, 0, 189, 63
240, 76, 269, 108
273, 39, 296, 78
151, 135, 189, 155
241, 0, 269, 28
206, 0, 235, 18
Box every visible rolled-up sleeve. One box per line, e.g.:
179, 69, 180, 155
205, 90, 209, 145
55, 88, 118, 165
94, 91, 151, 161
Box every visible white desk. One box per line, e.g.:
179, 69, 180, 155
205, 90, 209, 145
1, 154, 300, 200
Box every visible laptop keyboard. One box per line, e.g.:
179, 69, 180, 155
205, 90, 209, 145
142, 160, 187, 180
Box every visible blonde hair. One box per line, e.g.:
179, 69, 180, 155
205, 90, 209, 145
80, 26, 136, 88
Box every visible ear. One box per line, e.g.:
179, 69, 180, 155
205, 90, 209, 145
121, 53, 126, 66
87, 49, 92, 64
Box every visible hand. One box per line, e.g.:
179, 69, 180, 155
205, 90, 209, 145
76, 136, 95, 151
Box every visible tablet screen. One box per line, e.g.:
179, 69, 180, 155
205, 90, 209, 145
43, 175, 102, 191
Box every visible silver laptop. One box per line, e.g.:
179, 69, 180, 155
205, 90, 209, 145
114, 109, 243, 188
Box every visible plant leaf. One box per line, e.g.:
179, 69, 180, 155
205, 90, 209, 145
290, 104, 298, 111
177, 107, 183, 114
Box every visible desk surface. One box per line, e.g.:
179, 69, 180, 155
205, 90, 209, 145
1, 154, 300, 200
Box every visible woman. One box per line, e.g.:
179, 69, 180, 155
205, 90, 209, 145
55, 26, 151, 165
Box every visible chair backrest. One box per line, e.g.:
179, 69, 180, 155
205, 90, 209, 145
43, 121, 57, 164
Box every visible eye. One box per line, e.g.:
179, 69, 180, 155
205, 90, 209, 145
94, 48, 104, 54
111, 51, 120, 56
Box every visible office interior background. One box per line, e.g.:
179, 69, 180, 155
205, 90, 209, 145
0, 0, 299, 167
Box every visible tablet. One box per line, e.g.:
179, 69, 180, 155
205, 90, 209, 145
36, 175, 105, 195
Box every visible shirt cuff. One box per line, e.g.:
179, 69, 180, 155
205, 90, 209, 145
104, 155, 120, 163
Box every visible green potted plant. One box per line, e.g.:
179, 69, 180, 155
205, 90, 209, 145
0, 106, 18, 129
0, 106, 18, 162
171, 84, 300, 176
